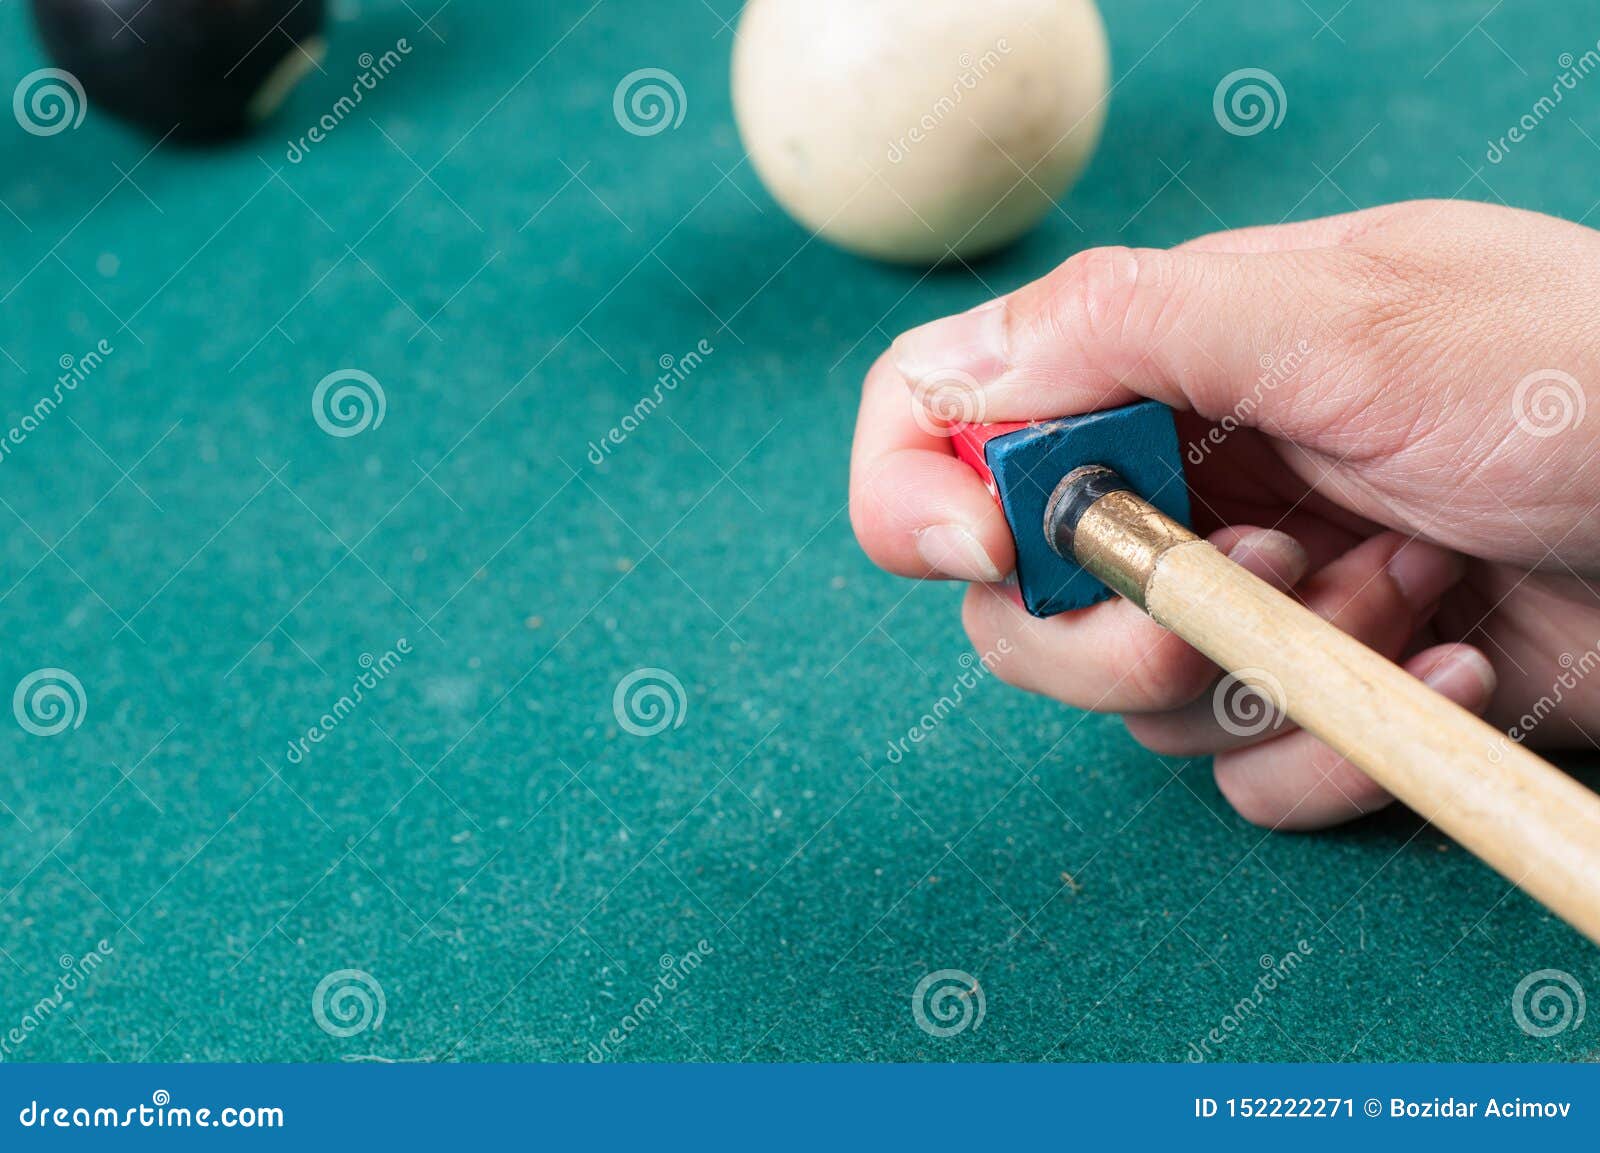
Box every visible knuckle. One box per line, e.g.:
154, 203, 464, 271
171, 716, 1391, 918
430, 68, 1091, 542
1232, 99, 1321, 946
846, 471, 883, 552
846, 468, 908, 572
846, 489, 879, 562
1022, 246, 1178, 372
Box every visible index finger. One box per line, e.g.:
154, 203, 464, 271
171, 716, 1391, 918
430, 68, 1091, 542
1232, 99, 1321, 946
848, 351, 1015, 582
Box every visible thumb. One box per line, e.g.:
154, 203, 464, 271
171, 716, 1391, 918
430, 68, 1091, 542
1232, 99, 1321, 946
890, 245, 1358, 437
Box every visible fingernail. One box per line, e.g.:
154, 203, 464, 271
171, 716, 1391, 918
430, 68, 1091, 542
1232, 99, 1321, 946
891, 300, 1010, 392
1226, 530, 1309, 588
1386, 539, 1467, 612
1421, 648, 1497, 709
915, 524, 1004, 582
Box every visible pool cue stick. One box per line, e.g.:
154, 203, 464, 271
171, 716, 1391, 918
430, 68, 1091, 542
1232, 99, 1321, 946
1046, 465, 1600, 947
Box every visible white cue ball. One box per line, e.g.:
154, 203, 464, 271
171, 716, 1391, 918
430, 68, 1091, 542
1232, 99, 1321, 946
731, 0, 1109, 264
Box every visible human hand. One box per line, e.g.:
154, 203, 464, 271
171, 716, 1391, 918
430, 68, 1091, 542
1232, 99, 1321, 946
850, 199, 1600, 829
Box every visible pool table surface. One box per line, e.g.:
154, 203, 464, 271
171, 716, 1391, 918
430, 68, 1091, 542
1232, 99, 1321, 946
1, 0, 1597, 1062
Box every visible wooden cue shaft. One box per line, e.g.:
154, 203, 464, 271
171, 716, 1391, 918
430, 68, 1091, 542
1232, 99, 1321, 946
1049, 467, 1600, 946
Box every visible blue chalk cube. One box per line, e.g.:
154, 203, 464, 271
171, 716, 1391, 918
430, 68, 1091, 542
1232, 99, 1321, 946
984, 401, 1190, 617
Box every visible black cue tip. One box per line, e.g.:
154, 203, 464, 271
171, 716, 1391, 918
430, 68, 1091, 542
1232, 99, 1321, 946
1043, 465, 1130, 561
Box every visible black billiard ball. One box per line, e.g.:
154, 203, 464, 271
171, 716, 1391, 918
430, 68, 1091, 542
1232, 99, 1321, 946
29, 0, 328, 141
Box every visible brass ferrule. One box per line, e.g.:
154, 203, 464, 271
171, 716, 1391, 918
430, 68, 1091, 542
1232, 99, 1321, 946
1044, 469, 1199, 609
